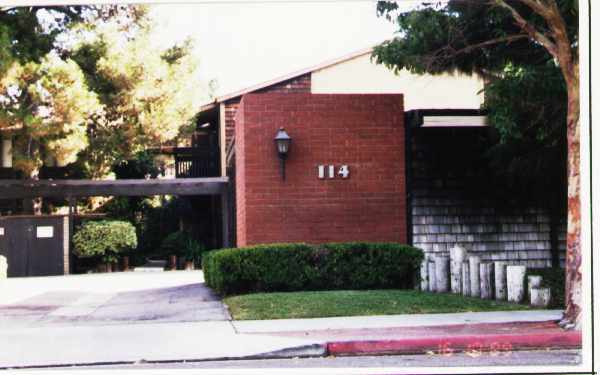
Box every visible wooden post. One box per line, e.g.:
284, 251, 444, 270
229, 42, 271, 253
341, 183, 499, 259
527, 275, 543, 300
0, 255, 7, 279
479, 263, 494, 299
420, 258, 429, 292
461, 262, 470, 297
494, 261, 507, 300
531, 287, 551, 307
169, 255, 177, 271
1, 137, 12, 168
449, 245, 466, 294
469, 256, 481, 297
507, 265, 527, 303
428, 261, 436, 292
434, 255, 450, 293
221, 191, 230, 248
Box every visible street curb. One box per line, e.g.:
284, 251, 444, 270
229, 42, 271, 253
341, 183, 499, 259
237, 343, 328, 360
327, 331, 582, 356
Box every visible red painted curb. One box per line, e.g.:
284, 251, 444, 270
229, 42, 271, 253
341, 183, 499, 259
327, 331, 582, 356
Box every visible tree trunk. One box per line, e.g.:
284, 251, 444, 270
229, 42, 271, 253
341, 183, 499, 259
22, 169, 42, 215
563, 71, 581, 329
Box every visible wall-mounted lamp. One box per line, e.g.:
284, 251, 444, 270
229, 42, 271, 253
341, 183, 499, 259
274, 127, 292, 181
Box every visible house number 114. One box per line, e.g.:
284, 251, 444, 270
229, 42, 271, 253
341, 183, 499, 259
318, 165, 350, 179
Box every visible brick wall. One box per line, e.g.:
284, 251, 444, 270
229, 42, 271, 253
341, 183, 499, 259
235, 93, 406, 246
224, 74, 311, 150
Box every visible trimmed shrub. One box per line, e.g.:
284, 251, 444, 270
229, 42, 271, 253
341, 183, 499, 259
202, 242, 423, 295
73, 220, 137, 263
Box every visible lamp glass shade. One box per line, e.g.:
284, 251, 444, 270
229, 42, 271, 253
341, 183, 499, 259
274, 128, 291, 155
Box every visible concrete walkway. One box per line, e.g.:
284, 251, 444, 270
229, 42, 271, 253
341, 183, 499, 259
0, 271, 229, 329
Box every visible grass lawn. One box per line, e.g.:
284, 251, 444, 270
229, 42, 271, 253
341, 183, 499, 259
224, 289, 533, 320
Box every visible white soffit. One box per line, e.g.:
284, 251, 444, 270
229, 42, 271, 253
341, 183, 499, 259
422, 115, 488, 127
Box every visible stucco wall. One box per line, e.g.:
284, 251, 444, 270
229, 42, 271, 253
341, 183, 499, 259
311, 53, 484, 110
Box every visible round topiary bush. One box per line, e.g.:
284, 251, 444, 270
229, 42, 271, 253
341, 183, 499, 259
73, 220, 137, 264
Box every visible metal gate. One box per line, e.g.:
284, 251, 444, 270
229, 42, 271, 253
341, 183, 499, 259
0, 215, 69, 277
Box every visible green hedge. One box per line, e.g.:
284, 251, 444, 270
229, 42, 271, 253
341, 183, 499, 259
202, 242, 423, 295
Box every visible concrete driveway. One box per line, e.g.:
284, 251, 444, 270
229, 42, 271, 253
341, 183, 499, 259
0, 271, 230, 329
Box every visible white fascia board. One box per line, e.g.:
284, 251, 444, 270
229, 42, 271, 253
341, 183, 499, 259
422, 115, 488, 127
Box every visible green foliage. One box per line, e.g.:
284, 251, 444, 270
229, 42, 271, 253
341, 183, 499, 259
160, 230, 205, 262
112, 150, 159, 179
483, 62, 567, 207
70, 18, 205, 178
373, 1, 577, 77
373, 0, 575, 208
0, 54, 102, 176
73, 220, 137, 263
526, 268, 565, 309
0, 5, 205, 181
202, 242, 424, 296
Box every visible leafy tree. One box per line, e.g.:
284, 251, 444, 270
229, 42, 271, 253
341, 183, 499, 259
0, 5, 204, 214
374, 0, 580, 328
69, 14, 203, 178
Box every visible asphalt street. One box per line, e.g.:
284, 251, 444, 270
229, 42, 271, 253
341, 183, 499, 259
51, 349, 582, 370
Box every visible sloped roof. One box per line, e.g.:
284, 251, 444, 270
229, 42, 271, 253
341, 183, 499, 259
199, 46, 374, 112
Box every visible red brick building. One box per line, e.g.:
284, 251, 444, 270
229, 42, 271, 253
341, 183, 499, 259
190, 47, 562, 268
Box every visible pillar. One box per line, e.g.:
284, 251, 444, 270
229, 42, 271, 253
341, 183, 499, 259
420, 258, 429, 291
434, 255, 450, 293
530, 287, 551, 307
479, 263, 494, 299
507, 265, 527, 303
527, 275, 543, 300
461, 262, 470, 296
449, 245, 466, 294
494, 261, 507, 300
428, 261, 436, 292
2, 137, 12, 168
0, 255, 7, 279
469, 256, 481, 298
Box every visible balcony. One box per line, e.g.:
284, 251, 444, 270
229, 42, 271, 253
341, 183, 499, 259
174, 148, 220, 178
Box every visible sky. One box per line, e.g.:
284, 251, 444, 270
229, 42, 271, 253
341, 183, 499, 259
147, 1, 403, 99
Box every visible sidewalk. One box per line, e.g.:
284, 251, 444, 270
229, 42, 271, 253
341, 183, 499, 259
0, 309, 580, 369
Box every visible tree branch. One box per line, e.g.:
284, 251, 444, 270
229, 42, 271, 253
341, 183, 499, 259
493, 0, 559, 59
423, 34, 529, 72
452, 34, 530, 55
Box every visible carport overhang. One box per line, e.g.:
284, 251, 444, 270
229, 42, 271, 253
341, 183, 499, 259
0, 177, 228, 198
0, 177, 232, 248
